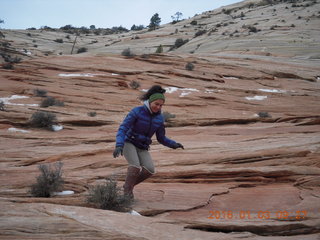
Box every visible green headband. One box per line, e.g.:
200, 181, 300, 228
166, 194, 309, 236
149, 93, 165, 103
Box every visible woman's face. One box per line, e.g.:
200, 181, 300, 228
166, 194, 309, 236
150, 99, 164, 113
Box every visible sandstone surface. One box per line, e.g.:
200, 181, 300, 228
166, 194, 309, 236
1, 0, 320, 239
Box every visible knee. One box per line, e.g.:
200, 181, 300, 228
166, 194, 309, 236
142, 166, 155, 174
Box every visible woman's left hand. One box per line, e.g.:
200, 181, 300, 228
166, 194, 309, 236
173, 143, 184, 149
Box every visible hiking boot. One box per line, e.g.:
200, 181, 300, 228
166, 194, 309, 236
135, 167, 153, 186
123, 165, 140, 199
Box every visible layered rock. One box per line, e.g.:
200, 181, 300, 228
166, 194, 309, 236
0, 0, 320, 239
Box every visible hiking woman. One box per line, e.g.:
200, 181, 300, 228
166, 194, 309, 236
113, 85, 184, 198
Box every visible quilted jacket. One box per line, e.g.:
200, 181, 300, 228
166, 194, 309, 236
115, 102, 177, 150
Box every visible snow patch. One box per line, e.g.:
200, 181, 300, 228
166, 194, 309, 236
129, 210, 141, 216
245, 96, 268, 101
165, 87, 179, 93
51, 125, 63, 132
112, 73, 119, 76
59, 73, 96, 77
205, 89, 215, 94
259, 89, 286, 93
53, 190, 74, 196
223, 76, 239, 80
0, 95, 39, 107
8, 127, 30, 133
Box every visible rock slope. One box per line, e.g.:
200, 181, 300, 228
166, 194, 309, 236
0, 0, 319, 239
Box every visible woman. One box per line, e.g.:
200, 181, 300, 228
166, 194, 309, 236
113, 85, 184, 199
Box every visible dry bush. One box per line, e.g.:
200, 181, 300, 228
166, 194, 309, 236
30, 162, 64, 198
87, 178, 133, 212
129, 80, 141, 89
162, 111, 176, 122
29, 111, 57, 130
41, 96, 64, 108
33, 89, 48, 97
185, 62, 195, 71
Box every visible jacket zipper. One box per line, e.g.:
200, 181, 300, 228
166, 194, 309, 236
147, 114, 154, 137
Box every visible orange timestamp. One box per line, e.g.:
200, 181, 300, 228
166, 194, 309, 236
208, 210, 308, 220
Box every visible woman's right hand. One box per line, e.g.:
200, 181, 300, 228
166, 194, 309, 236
113, 146, 123, 158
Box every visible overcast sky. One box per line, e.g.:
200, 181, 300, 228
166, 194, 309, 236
1, 0, 241, 30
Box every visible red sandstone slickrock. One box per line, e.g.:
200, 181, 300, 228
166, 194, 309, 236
1, 0, 319, 239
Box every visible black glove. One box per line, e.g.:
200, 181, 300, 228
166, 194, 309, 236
172, 143, 184, 149
113, 146, 123, 158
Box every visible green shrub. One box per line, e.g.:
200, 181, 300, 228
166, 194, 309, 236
88, 111, 97, 117
195, 30, 207, 37
77, 47, 88, 54
3, 63, 13, 69
185, 62, 195, 71
30, 162, 64, 198
29, 111, 57, 130
162, 111, 176, 122
41, 96, 64, 108
0, 101, 5, 111
121, 48, 135, 57
87, 178, 133, 212
54, 38, 63, 43
129, 80, 141, 89
190, 20, 198, 25
33, 89, 48, 97
258, 112, 271, 118
155, 44, 163, 53
170, 38, 189, 51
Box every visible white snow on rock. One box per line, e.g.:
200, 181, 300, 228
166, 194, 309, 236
8, 127, 30, 133
0, 95, 39, 107
59, 73, 115, 77
59, 73, 96, 77
180, 92, 191, 97
259, 89, 286, 93
245, 96, 268, 101
205, 89, 215, 94
223, 76, 239, 80
53, 190, 75, 196
51, 125, 63, 132
129, 210, 141, 216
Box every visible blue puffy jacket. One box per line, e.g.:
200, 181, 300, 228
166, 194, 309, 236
115, 102, 177, 150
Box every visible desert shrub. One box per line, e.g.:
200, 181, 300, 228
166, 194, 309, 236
88, 111, 97, 117
258, 112, 271, 118
3, 63, 13, 69
77, 47, 88, 54
222, 8, 232, 15
33, 89, 48, 97
41, 96, 64, 108
155, 44, 163, 53
2, 54, 22, 64
54, 38, 63, 43
29, 111, 57, 130
129, 80, 141, 89
87, 178, 133, 212
185, 62, 195, 71
30, 162, 64, 198
162, 111, 176, 122
170, 38, 189, 51
0, 101, 5, 111
121, 48, 135, 57
190, 20, 198, 25
248, 26, 259, 33
195, 30, 207, 37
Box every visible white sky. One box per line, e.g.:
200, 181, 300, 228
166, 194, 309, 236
1, 0, 241, 30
